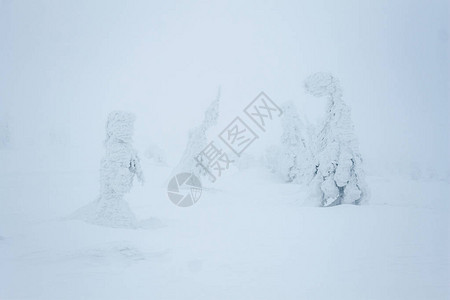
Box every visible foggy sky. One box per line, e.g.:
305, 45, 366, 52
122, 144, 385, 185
1, 0, 448, 176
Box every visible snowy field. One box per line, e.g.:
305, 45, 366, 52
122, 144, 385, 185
1, 162, 449, 299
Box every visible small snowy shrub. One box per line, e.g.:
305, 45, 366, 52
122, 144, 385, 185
264, 145, 281, 174
234, 153, 259, 170
144, 143, 166, 165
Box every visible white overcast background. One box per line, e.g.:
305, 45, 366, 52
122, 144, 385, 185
1, 0, 448, 175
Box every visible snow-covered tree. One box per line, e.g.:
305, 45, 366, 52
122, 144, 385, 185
264, 145, 280, 175
266, 101, 315, 184
280, 101, 316, 184
72, 111, 143, 228
305, 72, 367, 206
172, 89, 220, 179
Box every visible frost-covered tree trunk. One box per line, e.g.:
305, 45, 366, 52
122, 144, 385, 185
305, 73, 367, 206
272, 101, 315, 184
72, 111, 143, 228
172, 89, 220, 179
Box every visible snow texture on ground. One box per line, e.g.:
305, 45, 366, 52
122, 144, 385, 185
0, 161, 449, 299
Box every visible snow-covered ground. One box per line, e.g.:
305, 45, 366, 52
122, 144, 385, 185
1, 161, 448, 299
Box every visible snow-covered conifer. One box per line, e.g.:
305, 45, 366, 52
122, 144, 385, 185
305, 72, 367, 206
172, 89, 220, 179
276, 101, 315, 184
265, 145, 280, 173
72, 111, 143, 228
144, 143, 166, 165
